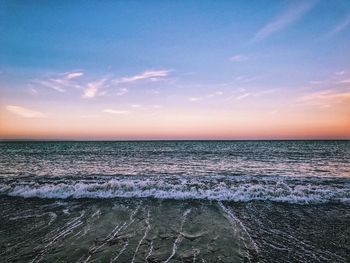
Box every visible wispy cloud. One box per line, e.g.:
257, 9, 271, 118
114, 69, 170, 84
188, 97, 202, 102
226, 88, 277, 101
116, 88, 128, 96
6, 105, 47, 118
309, 80, 326, 85
229, 55, 248, 62
64, 71, 84, 80
83, 84, 98, 98
299, 89, 350, 108
254, 0, 317, 41
103, 109, 130, 114
335, 71, 345, 76
148, 89, 160, 94
207, 91, 224, 98
236, 93, 250, 100
33, 79, 66, 93
152, 105, 162, 109
31, 69, 169, 99
29, 87, 39, 95
33, 71, 84, 93
309, 74, 350, 86
255, 88, 278, 96
128, 104, 162, 110
82, 79, 106, 99
327, 14, 350, 36
188, 91, 224, 102
235, 75, 261, 83
338, 79, 350, 84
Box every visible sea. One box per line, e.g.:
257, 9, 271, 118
0, 140, 349, 262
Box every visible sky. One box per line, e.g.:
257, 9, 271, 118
0, 0, 350, 140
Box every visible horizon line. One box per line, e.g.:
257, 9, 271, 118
1, 138, 349, 142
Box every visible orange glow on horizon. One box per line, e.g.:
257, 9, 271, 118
1, 106, 349, 140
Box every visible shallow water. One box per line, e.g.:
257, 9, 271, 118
0, 141, 349, 262
1, 197, 349, 262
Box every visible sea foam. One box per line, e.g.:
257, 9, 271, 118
0, 175, 349, 204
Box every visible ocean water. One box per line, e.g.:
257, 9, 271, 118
0, 140, 349, 262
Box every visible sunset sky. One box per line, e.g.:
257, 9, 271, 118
1, 0, 350, 140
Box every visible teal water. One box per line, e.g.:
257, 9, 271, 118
0, 141, 349, 262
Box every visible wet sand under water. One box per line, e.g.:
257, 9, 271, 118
0, 196, 349, 263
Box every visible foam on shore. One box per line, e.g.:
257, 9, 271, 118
0, 175, 349, 204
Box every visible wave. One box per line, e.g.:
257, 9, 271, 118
0, 175, 349, 204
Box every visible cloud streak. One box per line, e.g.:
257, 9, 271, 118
33, 79, 66, 93
299, 89, 350, 108
328, 14, 350, 36
29, 87, 39, 95
229, 55, 248, 62
6, 105, 47, 118
114, 69, 170, 84
338, 79, 350, 84
82, 79, 106, 99
116, 88, 128, 96
254, 0, 317, 41
64, 71, 84, 79
103, 109, 130, 114
188, 91, 224, 102
236, 93, 250, 100
33, 71, 84, 93
31, 69, 169, 99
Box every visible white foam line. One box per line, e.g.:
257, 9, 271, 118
109, 204, 143, 262
85, 203, 141, 263
62, 208, 70, 215
84, 223, 124, 263
9, 211, 57, 226
94, 223, 123, 251
83, 255, 92, 263
270, 228, 346, 262
45, 210, 85, 239
263, 239, 288, 251
163, 232, 182, 262
31, 211, 85, 263
43, 217, 82, 248
131, 209, 151, 263
71, 228, 84, 239
267, 230, 323, 261
124, 203, 141, 229
75, 209, 103, 240
110, 239, 129, 263
45, 221, 83, 249
321, 250, 346, 262
9, 213, 44, 220
2, 176, 349, 204
145, 239, 154, 263
46, 210, 85, 241
163, 208, 192, 263
218, 202, 258, 257
91, 209, 101, 218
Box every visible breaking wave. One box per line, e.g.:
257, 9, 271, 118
0, 175, 349, 204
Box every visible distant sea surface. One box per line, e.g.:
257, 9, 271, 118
0, 141, 349, 262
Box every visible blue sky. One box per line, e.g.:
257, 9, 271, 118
0, 0, 350, 139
